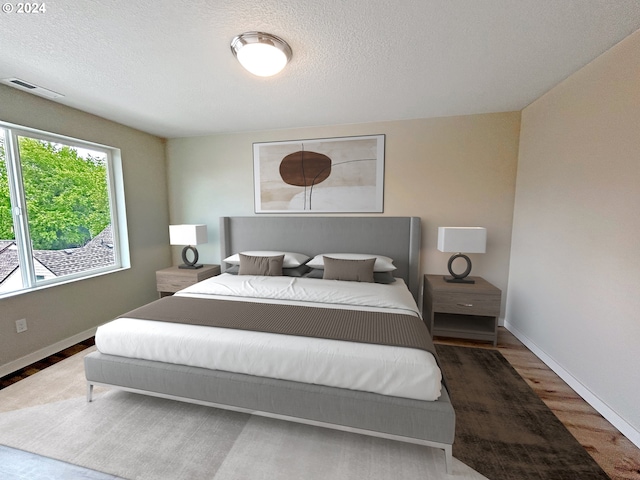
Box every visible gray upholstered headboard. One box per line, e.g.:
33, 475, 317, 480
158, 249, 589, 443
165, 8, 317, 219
220, 216, 421, 301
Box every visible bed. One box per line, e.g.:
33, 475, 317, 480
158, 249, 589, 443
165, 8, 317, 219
84, 216, 455, 473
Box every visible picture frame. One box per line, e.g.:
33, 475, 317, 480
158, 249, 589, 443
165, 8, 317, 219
253, 134, 385, 213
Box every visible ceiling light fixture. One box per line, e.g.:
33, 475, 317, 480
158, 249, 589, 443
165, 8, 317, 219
230, 31, 292, 77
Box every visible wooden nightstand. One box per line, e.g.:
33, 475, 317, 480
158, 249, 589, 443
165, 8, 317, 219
156, 264, 220, 297
423, 274, 501, 345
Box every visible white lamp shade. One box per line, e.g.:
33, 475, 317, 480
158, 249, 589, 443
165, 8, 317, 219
169, 224, 208, 246
437, 227, 487, 253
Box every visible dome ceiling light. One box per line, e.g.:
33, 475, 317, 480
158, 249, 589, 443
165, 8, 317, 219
230, 31, 292, 77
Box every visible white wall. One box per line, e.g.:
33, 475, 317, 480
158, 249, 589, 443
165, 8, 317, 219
166, 112, 521, 317
507, 30, 640, 444
0, 85, 171, 372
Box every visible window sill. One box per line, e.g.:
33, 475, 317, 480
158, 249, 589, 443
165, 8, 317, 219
0, 265, 131, 301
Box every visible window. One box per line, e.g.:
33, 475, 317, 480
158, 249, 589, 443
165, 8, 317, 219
0, 122, 128, 296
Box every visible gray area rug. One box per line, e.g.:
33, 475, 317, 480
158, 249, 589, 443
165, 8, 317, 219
0, 348, 486, 480
435, 344, 610, 480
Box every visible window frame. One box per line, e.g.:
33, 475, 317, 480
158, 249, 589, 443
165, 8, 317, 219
0, 120, 130, 298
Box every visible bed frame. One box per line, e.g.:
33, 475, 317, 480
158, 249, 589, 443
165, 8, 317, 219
84, 216, 455, 473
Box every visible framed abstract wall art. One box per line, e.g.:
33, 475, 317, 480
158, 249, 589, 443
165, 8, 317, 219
253, 134, 385, 213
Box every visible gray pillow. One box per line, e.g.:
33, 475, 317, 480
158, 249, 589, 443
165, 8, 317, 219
305, 268, 395, 284
372, 271, 396, 284
283, 264, 311, 277
227, 264, 309, 277
238, 254, 284, 276
303, 268, 324, 279
322, 256, 375, 283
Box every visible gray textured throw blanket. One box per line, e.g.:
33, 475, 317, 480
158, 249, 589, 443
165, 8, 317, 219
119, 295, 436, 355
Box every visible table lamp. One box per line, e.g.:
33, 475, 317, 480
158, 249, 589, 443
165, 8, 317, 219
437, 227, 487, 284
169, 224, 208, 269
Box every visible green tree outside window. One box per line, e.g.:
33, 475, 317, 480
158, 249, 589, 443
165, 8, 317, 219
0, 136, 111, 250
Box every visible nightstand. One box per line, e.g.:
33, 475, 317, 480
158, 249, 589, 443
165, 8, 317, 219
156, 264, 220, 297
423, 274, 501, 345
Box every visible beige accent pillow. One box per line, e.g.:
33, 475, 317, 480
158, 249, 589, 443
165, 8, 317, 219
322, 256, 375, 283
224, 251, 310, 268
307, 253, 396, 272
238, 254, 284, 276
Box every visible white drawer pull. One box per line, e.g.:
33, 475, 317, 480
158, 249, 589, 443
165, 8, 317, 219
457, 303, 473, 307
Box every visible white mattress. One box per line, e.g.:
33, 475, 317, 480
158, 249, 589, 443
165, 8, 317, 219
95, 274, 442, 401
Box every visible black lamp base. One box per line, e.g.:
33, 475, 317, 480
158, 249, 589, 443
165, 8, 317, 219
179, 245, 203, 269
443, 275, 475, 284
445, 253, 475, 283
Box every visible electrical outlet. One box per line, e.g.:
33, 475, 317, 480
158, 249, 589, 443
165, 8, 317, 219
15, 318, 27, 333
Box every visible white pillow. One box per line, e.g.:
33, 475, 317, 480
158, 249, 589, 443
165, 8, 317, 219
307, 253, 396, 272
224, 251, 310, 269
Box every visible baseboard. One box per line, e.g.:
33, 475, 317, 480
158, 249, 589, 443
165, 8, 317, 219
504, 320, 640, 449
0, 327, 97, 379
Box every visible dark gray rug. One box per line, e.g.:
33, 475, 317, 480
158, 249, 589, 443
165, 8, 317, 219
435, 344, 610, 480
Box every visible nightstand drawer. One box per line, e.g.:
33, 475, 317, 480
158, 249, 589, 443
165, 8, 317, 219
156, 264, 220, 295
433, 292, 500, 316
156, 276, 195, 292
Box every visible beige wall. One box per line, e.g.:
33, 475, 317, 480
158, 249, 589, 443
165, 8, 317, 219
507, 30, 640, 441
0, 85, 171, 372
166, 112, 521, 316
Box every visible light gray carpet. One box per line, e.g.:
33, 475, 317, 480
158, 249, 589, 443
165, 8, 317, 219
0, 348, 487, 480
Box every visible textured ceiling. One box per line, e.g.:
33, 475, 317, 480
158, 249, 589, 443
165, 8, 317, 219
1, 0, 639, 138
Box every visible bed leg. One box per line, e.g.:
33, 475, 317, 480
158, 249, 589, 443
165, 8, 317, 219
87, 383, 94, 403
443, 445, 453, 474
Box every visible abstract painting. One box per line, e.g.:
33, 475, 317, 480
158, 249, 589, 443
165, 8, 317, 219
253, 135, 384, 213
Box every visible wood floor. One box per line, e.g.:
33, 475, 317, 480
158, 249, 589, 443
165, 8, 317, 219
435, 328, 640, 480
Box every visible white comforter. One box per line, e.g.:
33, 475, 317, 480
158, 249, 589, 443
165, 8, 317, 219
95, 274, 442, 401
